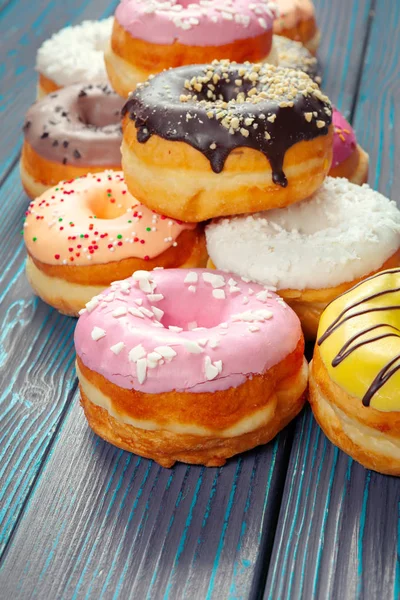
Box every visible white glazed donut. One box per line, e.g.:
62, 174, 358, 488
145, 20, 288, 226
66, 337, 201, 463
36, 18, 113, 98
206, 177, 400, 338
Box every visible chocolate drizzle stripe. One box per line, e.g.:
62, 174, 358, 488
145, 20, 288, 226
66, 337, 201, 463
319, 272, 400, 407
363, 354, 400, 407
122, 62, 332, 186
332, 325, 400, 366
318, 287, 400, 345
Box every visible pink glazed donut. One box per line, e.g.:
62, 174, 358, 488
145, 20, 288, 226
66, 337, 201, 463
75, 268, 308, 467
105, 0, 279, 97
329, 108, 369, 185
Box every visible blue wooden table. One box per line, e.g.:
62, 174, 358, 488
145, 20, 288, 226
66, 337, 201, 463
0, 1, 399, 598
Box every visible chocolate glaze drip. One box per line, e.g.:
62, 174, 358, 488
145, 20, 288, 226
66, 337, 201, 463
318, 271, 400, 407
122, 62, 332, 186
23, 83, 124, 167
363, 354, 400, 406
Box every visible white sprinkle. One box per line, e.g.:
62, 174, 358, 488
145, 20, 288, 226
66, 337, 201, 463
120, 280, 131, 291
110, 341, 125, 355
184, 271, 198, 284
188, 285, 196, 293
256, 290, 269, 303
241, 277, 251, 283
242, 296, 249, 305
188, 321, 198, 330
138, 278, 152, 293
139, 307, 154, 318
169, 325, 183, 333
152, 306, 164, 321
136, 358, 147, 384
147, 351, 162, 362
231, 309, 273, 322
184, 340, 203, 354
204, 356, 219, 380
209, 338, 219, 349
128, 307, 144, 319
132, 270, 152, 281
112, 307, 127, 318
91, 327, 106, 341
197, 338, 208, 347
79, 308, 86, 316
86, 297, 100, 312
202, 272, 226, 288
134, 298, 143, 306
129, 344, 146, 362
154, 346, 177, 360
147, 294, 164, 302
228, 278, 238, 286
102, 293, 115, 303
213, 289, 226, 300
219, 322, 228, 329
229, 286, 241, 295
248, 288, 254, 296
214, 360, 223, 374
248, 325, 260, 333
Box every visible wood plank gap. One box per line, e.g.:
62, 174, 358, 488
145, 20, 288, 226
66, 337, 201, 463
0, 378, 78, 565
349, 0, 377, 123
248, 423, 296, 600
0, 150, 21, 190
0, 0, 15, 15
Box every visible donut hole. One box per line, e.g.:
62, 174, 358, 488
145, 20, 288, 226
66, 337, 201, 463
193, 74, 254, 104
78, 93, 121, 128
87, 191, 128, 220
158, 293, 224, 331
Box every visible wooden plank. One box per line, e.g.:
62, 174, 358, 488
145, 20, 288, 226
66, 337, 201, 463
0, 0, 118, 182
0, 399, 294, 600
264, 410, 399, 599
0, 167, 78, 556
265, 1, 400, 598
0, 0, 119, 555
312, 0, 373, 116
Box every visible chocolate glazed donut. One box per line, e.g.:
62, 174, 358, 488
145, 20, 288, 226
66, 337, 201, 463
122, 60, 332, 187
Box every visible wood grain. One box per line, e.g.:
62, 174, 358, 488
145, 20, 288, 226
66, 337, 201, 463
0, 0, 118, 182
0, 1, 398, 599
0, 0, 119, 557
265, 1, 400, 598
312, 0, 373, 115
0, 402, 293, 600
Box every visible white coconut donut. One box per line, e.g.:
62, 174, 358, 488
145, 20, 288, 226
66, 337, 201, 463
36, 18, 113, 99
206, 177, 400, 338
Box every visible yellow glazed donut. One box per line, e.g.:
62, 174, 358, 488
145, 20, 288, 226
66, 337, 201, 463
122, 61, 333, 222
23, 171, 207, 316
310, 269, 400, 476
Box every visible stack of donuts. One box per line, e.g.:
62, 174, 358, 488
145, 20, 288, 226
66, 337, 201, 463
19, 1, 400, 475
